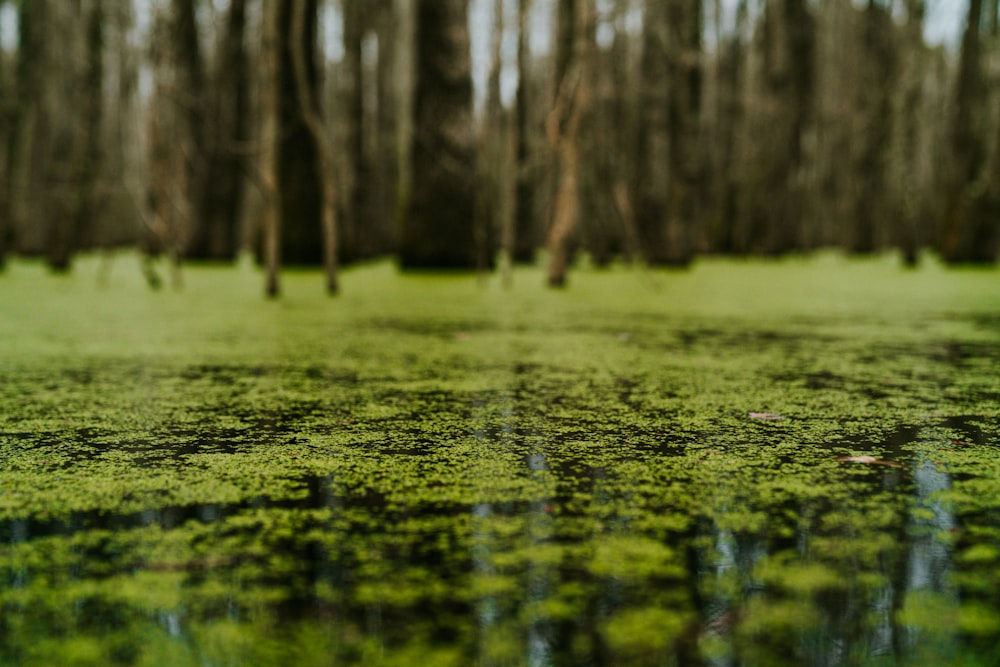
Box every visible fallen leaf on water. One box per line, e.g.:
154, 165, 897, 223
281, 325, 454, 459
836, 455, 899, 467
748, 412, 785, 421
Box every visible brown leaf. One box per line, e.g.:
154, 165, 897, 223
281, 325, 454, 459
748, 412, 785, 421
836, 455, 899, 467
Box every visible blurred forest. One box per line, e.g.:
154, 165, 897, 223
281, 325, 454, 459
0, 0, 998, 292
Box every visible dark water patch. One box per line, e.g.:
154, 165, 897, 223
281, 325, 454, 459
933, 415, 997, 447
177, 362, 361, 385
364, 316, 499, 339
2, 424, 256, 465
0, 487, 322, 545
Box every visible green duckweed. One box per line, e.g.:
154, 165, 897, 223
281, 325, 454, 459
1, 252, 999, 665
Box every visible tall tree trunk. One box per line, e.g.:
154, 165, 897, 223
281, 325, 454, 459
42, 1, 87, 271
262, 0, 282, 297
546, 0, 592, 286
189, 0, 248, 260
372, 0, 399, 256
70, 0, 105, 262
709, 0, 748, 253
635, 0, 670, 264
290, 0, 338, 293
848, 0, 897, 254
0, 2, 17, 267
6, 0, 46, 257
278, 0, 324, 265
941, 0, 998, 263
892, 0, 926, 266
635, 0, 704, 265
664, 0, 702, 265
736, 0, 815, 254
399, 0, 477, 269
512, 0, 536, 263
341, 0, 371, 262
477, 0, 505, 274
145, 7, 190, 287
172, 0, 204, 260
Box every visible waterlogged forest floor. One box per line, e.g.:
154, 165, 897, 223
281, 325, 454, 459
1, 252, 999, 666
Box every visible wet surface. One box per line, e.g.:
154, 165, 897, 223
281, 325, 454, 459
1, 259, 999, 665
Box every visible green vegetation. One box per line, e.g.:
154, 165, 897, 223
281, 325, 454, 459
1, 252, 999, 666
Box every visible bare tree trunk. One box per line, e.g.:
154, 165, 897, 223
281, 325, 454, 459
144, 7, 191, 288
0, 5, 12, 268
373, 0, 399, 255
736, 0, 815, 255
512, 0, 536, 263
262, 0, 281, 297
171, 0, 204, 262
6, 0, 46, 257
709, 0, 747, 253
892, 0, 926, 267
341, 0, 364, 261
278, 0, 324, 265
290, 0, 339, 294
941, 0, 998, 263
476, 0, 505, 275
664, 0, 702, 265
399, 0, 477, 269
71, 0, 106, 261
189, 0, 248, 260
546, 0, 592, 286
848, 1, 897, 254
635, 0, 670, 264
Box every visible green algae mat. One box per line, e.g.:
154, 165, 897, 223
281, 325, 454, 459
1, 253, 999, 666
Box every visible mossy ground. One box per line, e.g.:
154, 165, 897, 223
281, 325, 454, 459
1, 252, 999, 666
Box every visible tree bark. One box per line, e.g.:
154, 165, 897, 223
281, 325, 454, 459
636, 0, 702, 265
70, 0, 106, 263
341, 0, 371, 262
941, 0, 998, 263
278, 0, 324, 266
188, 0, 248, 260
262, 0, 282, 297
735, 0, 815, 255
664, 0, 702, 265
848, 1, 896, 254
891, 0, 926, 266
546, 0, 592, 286
399, 0, 477, 269
512, 0, 536, 263
290, 0, 339, 293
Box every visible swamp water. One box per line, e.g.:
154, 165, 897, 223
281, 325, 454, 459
1, 254, 999, 666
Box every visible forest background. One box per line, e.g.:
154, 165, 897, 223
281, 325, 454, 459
0, 0, 998, 294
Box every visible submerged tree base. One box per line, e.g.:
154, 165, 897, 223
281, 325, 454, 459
1, 252, 999, 666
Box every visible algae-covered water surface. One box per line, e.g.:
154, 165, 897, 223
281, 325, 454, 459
2, 254, 999, 666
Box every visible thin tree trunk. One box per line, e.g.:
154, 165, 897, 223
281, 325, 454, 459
546, 0, 591, 287
342, 0, 364, 261
513, 0, 536, 263
477, 0, 505, 275
290, 0, 338, 293
262, 0, 281, 297
72, 0, 105, 259
173, 0, 205, 259
893, 0, 925, 266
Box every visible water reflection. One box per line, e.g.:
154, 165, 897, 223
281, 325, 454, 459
1, 413, 996, 665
